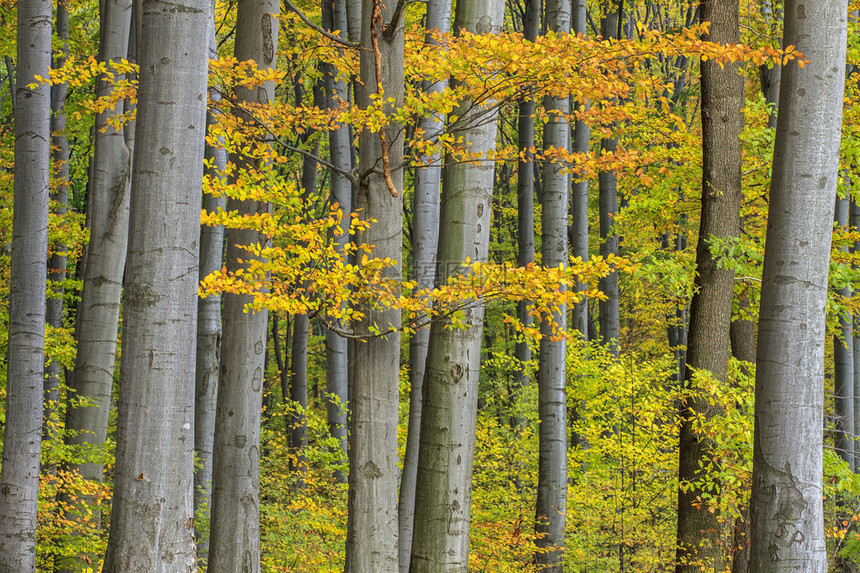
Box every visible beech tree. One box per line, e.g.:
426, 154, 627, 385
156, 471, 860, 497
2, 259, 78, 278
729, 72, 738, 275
208, 0, 280, 567
64, 0, 133, 493
102, 0, 209, 567
345, 0, 404, 570
321, 0, 351, 471
749, 0, 847, 569
398, 0, 450, 566
409, 0, 505, 570
0, 0, 51, 569
598, 0, 621, 357
535, 0, 570, 569
834, 194, 853, 470
570, 0, 590, 340
194, 0, 226, 558
513, 0, 539, 402
45, 0, 71, 442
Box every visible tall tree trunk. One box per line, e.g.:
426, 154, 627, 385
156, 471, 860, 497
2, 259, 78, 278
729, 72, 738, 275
64, 0, 133, 494
675, 2, 743, 571
208, 0, 279, 569
102, 0, 209, 567
0, 0, 51, 568
45, 0, 71, 447
345, 0, 362, 44
534, 1, 570, 570
344, 1, 404, 570
515, 0, 540, 378
398, 0, 450, 567
512, 0, 539, 424
760, 0, 782, 129
748, 1, 847, 569
835, 195, 854, 469
730, 294, 755, 573
322, 0, 351, 477
194, 0, 226, 560
290, 314, 309, 491
598, 0, 620, 357
570, 0, 590, 341
852, 199, 860, 468
409, 1, 505, 570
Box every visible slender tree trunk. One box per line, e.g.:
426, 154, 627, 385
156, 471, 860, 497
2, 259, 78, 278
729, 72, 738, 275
102, 0, 209, 567
760, 0, 782, 129
598, 0, 620, 356
398, 1, 450, 567
749, 1, 847, 569
570, 0, 590, 340
409, 2, 505, 570
730, 294, 755, 573
208, 0, 279, 569
344, 1, 404, 570
835, 195, 854, 469
194, 0, 226, 561
852, 200, 860, 468
322, 0, 351, 476
675, 2, 743, 571
534, 2, 570, 570
64, 0, 133, 493
45, 0, 71, 447
345, 0, 362, 44
290, 314, 309, 490
0, 0, 51, 568
513, 0, 539, 421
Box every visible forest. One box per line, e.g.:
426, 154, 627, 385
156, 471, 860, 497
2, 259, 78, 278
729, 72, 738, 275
0, 0, 856, 571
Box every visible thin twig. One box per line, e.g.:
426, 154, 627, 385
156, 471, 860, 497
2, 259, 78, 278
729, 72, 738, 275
213, 88, 359, 186
282, 0, 359, 49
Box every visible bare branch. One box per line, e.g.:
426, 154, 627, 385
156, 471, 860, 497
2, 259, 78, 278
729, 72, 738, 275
281, 0, 360, 49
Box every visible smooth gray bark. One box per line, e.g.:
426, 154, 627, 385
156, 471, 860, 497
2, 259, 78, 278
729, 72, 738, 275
102, 0, 209, 568
835, 195, 854, 470
0, 0, 51, 568
344, 1, 404, 570
398, 1, 450, 568
194, 0, 226, 559
536, 2, 570, 569
208, 0, 279, 569
409, 1, 505, 571
65, 0, 132, 490
290, 314, 309, 491
513, 0, 539, 417
598, 0, 620, 356
322, 0, 350, 473
570, 0, 589, 340
45, 0, 70, 446
760, 0, 781, 129
852, 199, 860, 468
345, 0, 361, 44
748, 1, 847, 569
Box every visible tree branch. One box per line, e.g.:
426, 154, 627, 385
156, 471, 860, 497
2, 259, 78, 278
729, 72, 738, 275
213, 89, 359, 187
282, 0, 360, 49
383, 0, 421, 42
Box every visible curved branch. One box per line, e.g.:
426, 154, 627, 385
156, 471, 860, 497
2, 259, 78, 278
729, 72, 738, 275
282, 0, 359, 49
